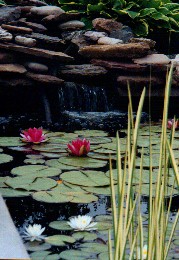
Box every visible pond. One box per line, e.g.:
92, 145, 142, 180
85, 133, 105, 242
0, 126, 179, 259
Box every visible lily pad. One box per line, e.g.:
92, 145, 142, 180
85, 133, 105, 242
45, 235, 75, 246
75, 130, 108, 137
0, 177, 9, 188
30, 251, 51, 260
24, 159, 45, 165
80, 242, 108, 253
5, 177, 57, 191
33, 183, 98, 204
72, 232, 97, 241
59, 250, 91, 260
49, 221, 72, 231
45, 159, 78, 170
61, 170, 111, 187
82, 186, 114, 195
0, 137, 25, 147
11, 165, 61, 177
25, 241, 51, 252
0, 153, 13, 164
92, 148, 116, 155
0, 188, 31, 197
58, 157, 107, 169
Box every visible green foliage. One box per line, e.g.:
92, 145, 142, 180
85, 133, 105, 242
55, 0, 179, 36
0, 0, 6, 5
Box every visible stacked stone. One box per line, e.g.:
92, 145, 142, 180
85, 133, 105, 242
0, 0, 178, 97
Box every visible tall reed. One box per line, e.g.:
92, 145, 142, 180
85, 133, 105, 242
109, 64, 179, 260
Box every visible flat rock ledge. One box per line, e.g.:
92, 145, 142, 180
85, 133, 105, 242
0, 42, 73, 62
79, 43, 151, 59
26, 72, 64, 85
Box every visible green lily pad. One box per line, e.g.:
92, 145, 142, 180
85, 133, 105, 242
25, 241, 51, 252
0, 137, 25, 147
88, 153, 116, 161
5, 177, 57, 191
0, 177, 9, 188
95, 215, 112, 222
75, 130, 108, 137
98, 252, 109, 260
33, 183, 98, 204
45, 159, 78, 170
61, 170, 111, 187
59, 250, 91, 260
58, 157, 107, 169
24, 159, 45, 165
30, 251, 51, 260
80, 242, 108, 253
72, 232, 97, 241
134, 184, 178, 197
0, 148, 3, 152
45, 235, 75, 246
32, 144, 67, 153
11, 165, 61, 177
41, 152, 68, 159
0, 153, 13, 164
0, 188, 31, 197
49, 221, 72, 231
82, 185, 113, 195
92, 148, 116, 155
26, 154, 44, 159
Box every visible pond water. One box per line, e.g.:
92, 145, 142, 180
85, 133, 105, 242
0, 127, 179, 259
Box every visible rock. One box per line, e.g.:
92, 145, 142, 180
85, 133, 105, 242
0, 7, 21, 25
133, 54, 170, 65
0, 64, 27, 74
79, 43, 150, 59
26, 72, 64, 85
84, 31, 107, 42
25, 62, 48, 73
0, 78, 33, 87
91, 59, 147, 72
42, 13, 80, 24
92, 18, 123, 33
0, 42, 73, 62
59, 20, 85, 30
30, 6, 65, 16
25, 32, 65, 47
129, 37, 156, 48
171, 54, 179, 66
110, 26, 134, 43
19, 6, 33, 14
66, 31, 89, 49
15, 36, 36, 47
1, 24, 33, 34
0, 51, 14, 63
6, 0, 47, 6
117, 75, 165, 86
60, 64, 107, 80
97, 36, 123, 45
18, 19, 47, 33
0, 27, 13, 42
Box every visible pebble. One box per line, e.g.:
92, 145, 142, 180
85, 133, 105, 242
15, 36, 36, 47
59, 20, 85, 30
0, 27, 13, 42
98, 36, 123, 45
84, 31, 107, 42
133, 54, 171, 65
25, 62, 48, 73
30, 6, 65, 16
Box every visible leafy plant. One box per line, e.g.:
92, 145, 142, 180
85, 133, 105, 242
108, 64, 179, 259
56, 0, 179, 36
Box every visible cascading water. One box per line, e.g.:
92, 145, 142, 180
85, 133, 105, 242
58, 82, 109, 112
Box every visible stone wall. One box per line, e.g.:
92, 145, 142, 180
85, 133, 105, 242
0, 0, 178, 119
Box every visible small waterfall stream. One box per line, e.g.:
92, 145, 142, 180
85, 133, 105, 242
58, 82, 109, 112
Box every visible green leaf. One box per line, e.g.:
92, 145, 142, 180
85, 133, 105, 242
0, 137, 25, 147
0, 188, 31, 197
25, 241, 51, 252
133, 20, 149, 36
72, 232, 97, 241
5, 177, 57, 191
0, 153, 13, 164
58, 156, 107, 169
59, 250, 90, 260
61, 170, 111, 186
74, 130, 108, 137
151, 11, 169, 22
80, 242, 108, 253
46, 235, 75, 246
139, 8, 156, 17
49, 220, 72, 231
11, 165, 61, 177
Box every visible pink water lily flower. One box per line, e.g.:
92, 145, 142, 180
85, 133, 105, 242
167, 119, 178, 129
20, 127, 47, 144
67, 138, 90, 156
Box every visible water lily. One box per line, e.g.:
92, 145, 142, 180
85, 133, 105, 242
67, 138, 90, 156
134, 245, 148, 259
20, 127, 47, 144
167, 119, 178, 129
22, 224, 46, 242
67, 215, 97, 231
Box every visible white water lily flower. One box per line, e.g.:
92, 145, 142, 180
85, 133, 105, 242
134, 245, 148, 259
22, 224, 46, 242
67, 215, 97, 231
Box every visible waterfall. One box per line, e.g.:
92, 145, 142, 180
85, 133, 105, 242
58, 82, 109, 112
